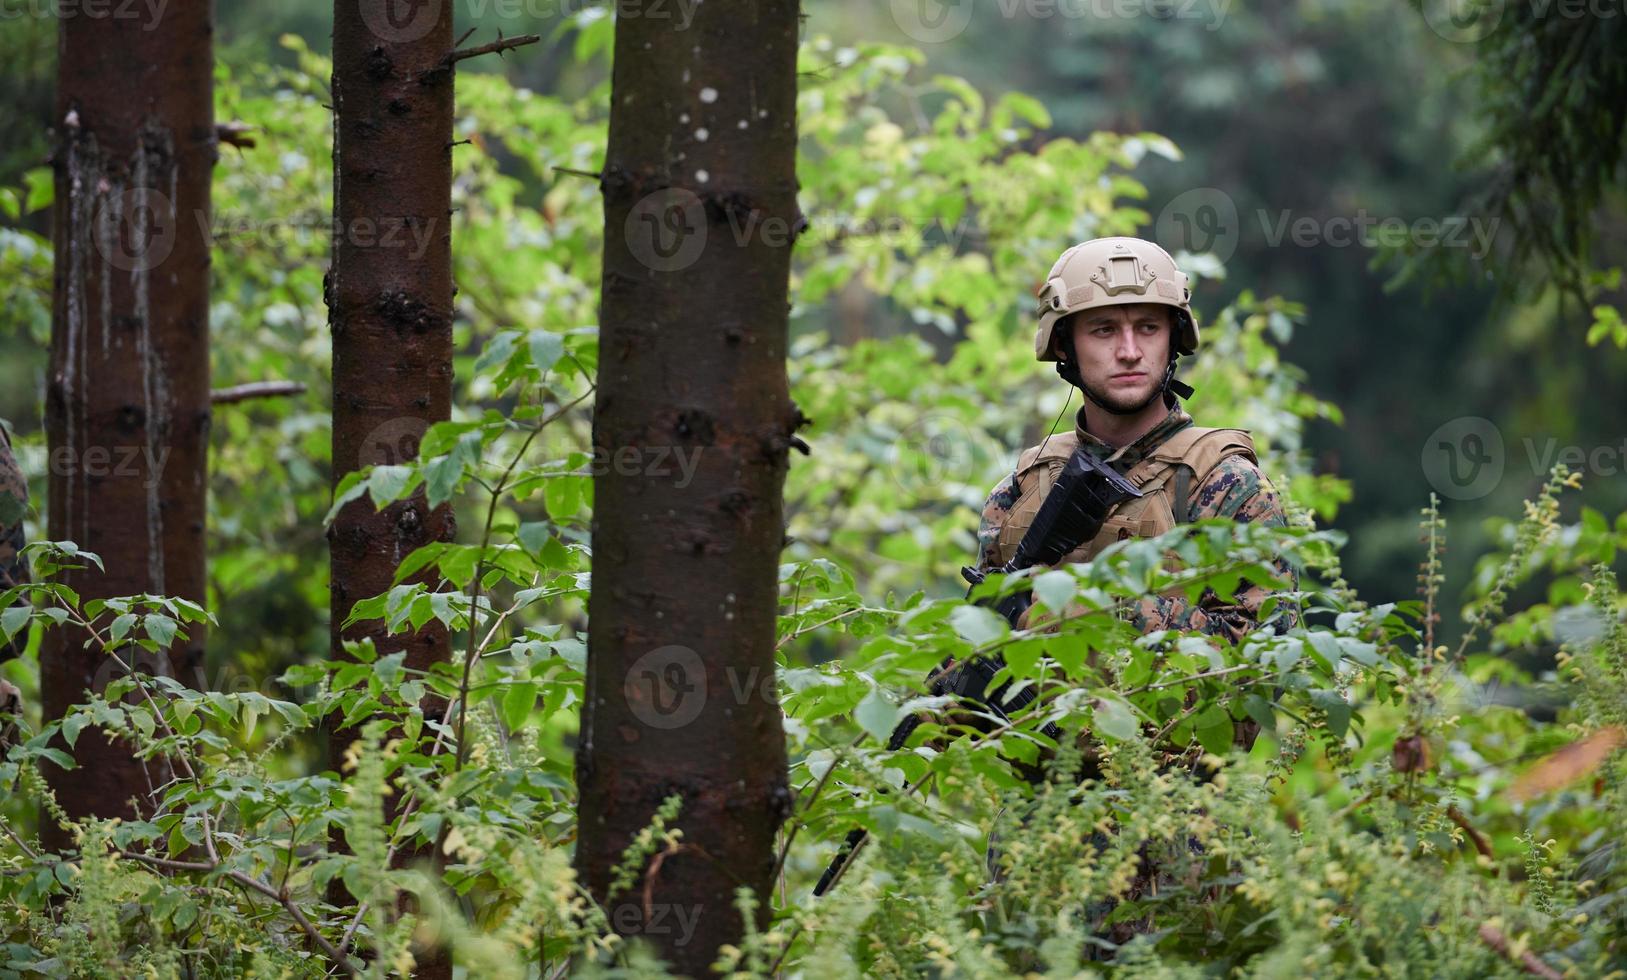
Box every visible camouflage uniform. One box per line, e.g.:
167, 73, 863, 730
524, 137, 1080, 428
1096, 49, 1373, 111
970, 402, 1296, 957
975, 403, 1297, 641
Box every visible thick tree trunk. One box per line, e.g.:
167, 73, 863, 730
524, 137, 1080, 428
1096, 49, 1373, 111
327, 4, 456, 684
326, 3, 457, 974
43, 0, 213, 851
576, 3, 804, 973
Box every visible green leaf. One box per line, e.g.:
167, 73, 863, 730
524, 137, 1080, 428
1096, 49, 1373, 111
24, 168, 52, 213
544, 476, 582, 521
528, 329, 566, 374
1093, 696, 1138, 741
1243, 694, 1276, 733
948, 605, 1005, 646
854, 686, 899, 744
61, 713, 90, 749
1032, 570, 1075, 613
324, 472, 370, 526
368, 465, 415, 507
1195, 704, 1233, 756
475, 330, 518, 373
1, 604, 29, 640
518, 522, 552, 556
424, 454, 464, 509
502, 681, 537, 731
143, 614, 178, 650
1119, 649, 1153, 689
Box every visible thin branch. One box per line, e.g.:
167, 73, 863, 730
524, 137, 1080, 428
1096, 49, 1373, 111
550, 166, 602, 182
775, 606, 879, 650
444, 33, 541, 67
215, 121, 257, 150
211, 381, 308, 405
1126, 663, 1257, 696
118, 850, 357, 974
1477, 922, 1563, 980
454, 392, 590, 772
771, 735, 861, 882
0, 816, 38, 859
1445, 805, 1496, 861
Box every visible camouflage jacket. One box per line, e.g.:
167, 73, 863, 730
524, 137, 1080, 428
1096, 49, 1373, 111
975, 402, 1297, 644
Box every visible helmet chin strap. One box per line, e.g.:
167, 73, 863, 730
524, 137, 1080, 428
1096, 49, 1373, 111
1055, 329, 1194, 415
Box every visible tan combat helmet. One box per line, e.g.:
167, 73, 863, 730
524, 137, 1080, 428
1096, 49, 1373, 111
1034, 237, 1200, 362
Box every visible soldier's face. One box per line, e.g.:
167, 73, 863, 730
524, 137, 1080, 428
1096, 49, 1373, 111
1066, 304, 1173, 413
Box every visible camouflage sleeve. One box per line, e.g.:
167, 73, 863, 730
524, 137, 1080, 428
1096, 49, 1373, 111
974, 468, 1022, 573
1128, 454, 1298, 643
0, 431, 30, 662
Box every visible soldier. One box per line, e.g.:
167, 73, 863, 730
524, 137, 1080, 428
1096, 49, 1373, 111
968, 236, 1298, 957
0, 423, 29, 747
975, 236, 1296, 644
817, 239, 1300, 913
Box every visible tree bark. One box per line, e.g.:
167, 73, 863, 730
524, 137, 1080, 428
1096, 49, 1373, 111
326, 3, 457, 975
43, 0, 213, 851
576, 3, 803, 973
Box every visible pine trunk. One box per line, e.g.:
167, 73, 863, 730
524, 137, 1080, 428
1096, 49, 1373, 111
326, 1, 456, 752
576, 3, 804, 972
326, 3, 458, 974
42, 0, 213, 850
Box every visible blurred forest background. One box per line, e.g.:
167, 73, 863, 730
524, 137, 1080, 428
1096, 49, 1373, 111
1, 0, 1624, 661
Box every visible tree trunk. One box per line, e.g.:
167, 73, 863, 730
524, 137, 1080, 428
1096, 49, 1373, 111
326, 2, 457, 974
42, 0, 213, 851
576, 3, 803, 973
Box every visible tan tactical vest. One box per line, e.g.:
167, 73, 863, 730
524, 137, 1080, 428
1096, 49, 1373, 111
992, 425, 1258, 569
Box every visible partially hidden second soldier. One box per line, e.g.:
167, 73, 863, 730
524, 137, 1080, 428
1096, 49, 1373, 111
0, 424, 30, 749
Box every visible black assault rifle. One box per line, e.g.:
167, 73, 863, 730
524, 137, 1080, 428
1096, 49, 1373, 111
814, 446, 1143, 896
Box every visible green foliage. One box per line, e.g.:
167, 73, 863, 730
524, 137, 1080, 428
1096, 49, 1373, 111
0, 24, 1623, 980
